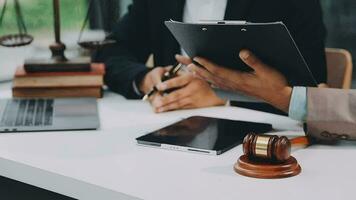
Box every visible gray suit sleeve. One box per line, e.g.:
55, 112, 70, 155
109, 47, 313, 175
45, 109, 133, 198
306, 87, 356, 141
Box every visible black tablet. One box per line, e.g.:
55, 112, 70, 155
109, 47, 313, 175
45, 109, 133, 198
165, 20, 317, 87
136, 116, 272, 155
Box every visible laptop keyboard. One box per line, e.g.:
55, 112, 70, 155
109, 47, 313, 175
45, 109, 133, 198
0, 99, 54, 127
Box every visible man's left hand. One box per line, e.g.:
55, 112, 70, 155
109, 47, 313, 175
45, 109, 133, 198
176, 50, 292, 112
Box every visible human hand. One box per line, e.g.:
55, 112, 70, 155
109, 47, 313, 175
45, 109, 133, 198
318, 83, 329, 88
178, 50, 292, 112
150, 73, 226, 113
139, 66, 171, 94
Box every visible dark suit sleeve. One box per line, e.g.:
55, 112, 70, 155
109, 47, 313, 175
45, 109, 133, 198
289, 0, 327, 84
94, 0, 151, 99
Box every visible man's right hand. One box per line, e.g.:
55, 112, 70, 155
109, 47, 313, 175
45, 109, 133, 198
139, 65, 225, 113
139, 66, 171, 94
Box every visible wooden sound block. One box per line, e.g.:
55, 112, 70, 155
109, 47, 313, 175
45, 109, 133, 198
234, 155, 301, 179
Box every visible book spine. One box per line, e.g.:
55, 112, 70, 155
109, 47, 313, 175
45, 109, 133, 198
12, 87, 103, 98
24, 64, 91, 73
12, 76, 103, 88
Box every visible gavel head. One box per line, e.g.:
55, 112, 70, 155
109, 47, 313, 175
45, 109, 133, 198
243, 133, 291, 162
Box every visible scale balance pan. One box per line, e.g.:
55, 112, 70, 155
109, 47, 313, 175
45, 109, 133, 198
0, 34, 33, 47
78, 39, 116, 50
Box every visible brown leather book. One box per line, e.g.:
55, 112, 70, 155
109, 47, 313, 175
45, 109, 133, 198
12, 87, 103, 98
13, 63, 105, 88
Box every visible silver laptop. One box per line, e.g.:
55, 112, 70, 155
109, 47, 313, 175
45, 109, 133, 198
0, 98, 100, 133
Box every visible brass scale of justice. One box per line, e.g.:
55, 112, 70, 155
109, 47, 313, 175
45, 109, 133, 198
0, 0, 311, 179
0, 0, 115, 72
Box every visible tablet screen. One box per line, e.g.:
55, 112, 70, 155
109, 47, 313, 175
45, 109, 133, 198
136, 116, 272, 154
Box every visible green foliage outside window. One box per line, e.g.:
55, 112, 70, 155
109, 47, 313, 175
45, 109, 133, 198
0, 0, 87, 36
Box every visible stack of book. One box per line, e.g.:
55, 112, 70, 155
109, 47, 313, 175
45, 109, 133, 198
12, 63, 105, 98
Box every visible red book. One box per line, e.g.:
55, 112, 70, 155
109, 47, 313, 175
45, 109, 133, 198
12, 87, 103, 98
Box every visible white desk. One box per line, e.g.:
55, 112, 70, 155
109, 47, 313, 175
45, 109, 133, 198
0, 82, 355, 200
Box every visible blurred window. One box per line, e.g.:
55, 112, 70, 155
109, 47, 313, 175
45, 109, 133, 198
0, 0, 86, 37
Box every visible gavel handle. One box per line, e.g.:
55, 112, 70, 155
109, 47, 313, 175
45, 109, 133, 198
290, 136, 310, 147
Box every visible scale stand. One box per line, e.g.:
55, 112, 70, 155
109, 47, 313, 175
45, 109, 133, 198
24, 0, 90, 72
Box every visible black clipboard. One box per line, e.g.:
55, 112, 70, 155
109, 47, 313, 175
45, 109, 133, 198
165, 20, 317, 87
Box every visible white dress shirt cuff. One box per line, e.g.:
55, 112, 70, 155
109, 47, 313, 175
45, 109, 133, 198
288, 87, 307, 121
132, 80, 143, 97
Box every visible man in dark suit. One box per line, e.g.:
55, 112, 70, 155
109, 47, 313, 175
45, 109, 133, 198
95, 0, 326, 113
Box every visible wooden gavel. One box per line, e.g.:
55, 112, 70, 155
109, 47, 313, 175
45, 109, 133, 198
243, 133, 309, 162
